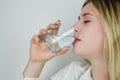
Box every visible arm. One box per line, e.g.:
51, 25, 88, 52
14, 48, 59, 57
23, 20, 69, 78
23, 61, 45, 78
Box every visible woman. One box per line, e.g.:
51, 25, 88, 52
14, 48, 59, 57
23, 0, 120, 80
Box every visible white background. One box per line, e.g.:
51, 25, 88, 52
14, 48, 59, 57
0, 0, 85, 80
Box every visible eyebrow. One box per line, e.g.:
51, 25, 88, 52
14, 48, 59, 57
82, 13, 93, 17
78, 13, 94, 20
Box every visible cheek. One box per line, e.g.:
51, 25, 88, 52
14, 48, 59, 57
86, 30, 104, 52
73, 26, 104, 56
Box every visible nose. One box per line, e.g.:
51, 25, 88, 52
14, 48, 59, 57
72, 23, 79, 33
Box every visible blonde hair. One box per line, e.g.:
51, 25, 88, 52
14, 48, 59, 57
83, 0, 120, 80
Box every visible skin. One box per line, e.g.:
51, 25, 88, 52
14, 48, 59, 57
73, 3, 108, 80
23, 20, 69, 78
23, 2, 108, 80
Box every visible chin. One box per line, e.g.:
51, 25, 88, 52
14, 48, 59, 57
72, 48, 81, 56
72, 48, 88, 57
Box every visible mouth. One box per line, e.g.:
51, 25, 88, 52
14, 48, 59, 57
72, 38, 81, 45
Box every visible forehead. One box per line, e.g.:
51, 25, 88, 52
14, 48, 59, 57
80, 3, 98, 17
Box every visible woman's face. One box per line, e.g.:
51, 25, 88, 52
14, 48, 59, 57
73, 3, 105, 58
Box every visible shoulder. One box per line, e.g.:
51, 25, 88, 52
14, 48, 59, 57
51, 59, 90, 80
68, 60, 90, 74
69, 60, 89, 68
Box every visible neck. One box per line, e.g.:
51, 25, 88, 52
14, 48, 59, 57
90, 55, 108, 80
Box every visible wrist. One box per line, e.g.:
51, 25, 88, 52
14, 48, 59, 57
23, 61, 45, 78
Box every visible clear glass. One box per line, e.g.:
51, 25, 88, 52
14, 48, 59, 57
42, 28, 74, 53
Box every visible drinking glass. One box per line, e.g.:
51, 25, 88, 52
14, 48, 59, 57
42, 28, 74, 53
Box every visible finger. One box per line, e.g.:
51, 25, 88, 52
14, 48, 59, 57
30, 35, 38, 44
31, 34, 44, 44
46, 23, 56, 30
38, 35, 44, 43
38, 28, 48, 36
34, 35, 40, 44
54, 20, 61, 27
47, 20, 61, 30
47, 20, 61, 35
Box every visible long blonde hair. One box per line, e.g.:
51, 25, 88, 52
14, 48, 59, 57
83, 0, 120, 80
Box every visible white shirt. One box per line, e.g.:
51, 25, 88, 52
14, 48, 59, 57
23, 60, 93, 80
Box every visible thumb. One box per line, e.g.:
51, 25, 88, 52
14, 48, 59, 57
53, 46, 70, 56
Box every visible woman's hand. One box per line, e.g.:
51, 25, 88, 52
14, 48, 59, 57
23, 20, 69, 78
29, 20, 69, 63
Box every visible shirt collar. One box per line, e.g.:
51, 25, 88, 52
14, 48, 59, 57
79, 66, 93, 80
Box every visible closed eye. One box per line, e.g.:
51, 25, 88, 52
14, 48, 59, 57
84, 21, 91, 24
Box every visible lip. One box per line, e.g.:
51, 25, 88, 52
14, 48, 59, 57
72, 38, 81, 46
